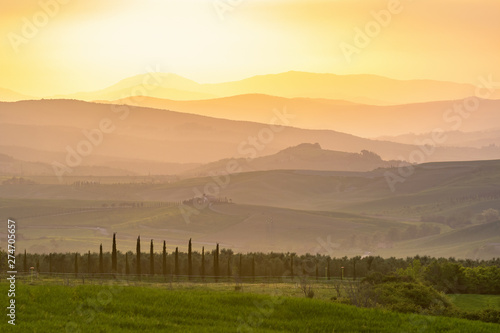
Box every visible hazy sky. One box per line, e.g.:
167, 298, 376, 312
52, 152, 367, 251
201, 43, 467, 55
1, 0, 499, 96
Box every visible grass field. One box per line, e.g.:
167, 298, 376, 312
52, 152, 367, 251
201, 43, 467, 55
449, 294, 500, 312
2, 282, 500, 332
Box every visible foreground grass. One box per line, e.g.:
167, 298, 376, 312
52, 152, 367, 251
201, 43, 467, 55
449, 294, 500, 312
1, 283, 499, 332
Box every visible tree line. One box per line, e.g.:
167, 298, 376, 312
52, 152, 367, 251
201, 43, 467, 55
6, 234, 500, 293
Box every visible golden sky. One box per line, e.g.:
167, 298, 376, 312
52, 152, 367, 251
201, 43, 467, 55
1, 0, 499, 96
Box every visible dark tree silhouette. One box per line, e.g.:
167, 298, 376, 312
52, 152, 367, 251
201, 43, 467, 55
74, 253, 78, 277
150, 239, 154, 276
99, 244, 104, 274
162, 241, 167, 277
112, 233, 117, 273
327, 258, 331, 280
214, 243, 219, 282
125, 252, 130, 275
239, 254, 243, 278
252, 255, 256, 282
188, 238, 192, 279
87, 251, 91, 274
136, 236, 141, 279
174, 247, 179, 276
23, 249, 27, 273
201, 246, 205, 280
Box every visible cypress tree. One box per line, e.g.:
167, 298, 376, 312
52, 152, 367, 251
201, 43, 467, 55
74, 253, 78, 277
201, 246, 205, 280
252, 255, 255, 283
187, 238, 192, 279
162, 241, 167, 277
112, 232, 117, 273
87, 251, 91, 274
125, 252, 130, 275
150, 239, 154, 276
49, 253, 52, 275
227, 256, 231, 278
174, 247, 179, 276
136, 236, 141, 279
290, 254, 294, 279
239, 254, 243, 278
353, 257, 358, 280
327, 258, 331, 280
99, 244, 104, 274
23, 249, 27, 273
214, 244, 219, 282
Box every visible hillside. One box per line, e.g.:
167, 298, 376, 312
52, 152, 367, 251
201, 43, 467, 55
184, 143, 403, 176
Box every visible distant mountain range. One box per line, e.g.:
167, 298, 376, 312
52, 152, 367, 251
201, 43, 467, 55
0, 87, 33, 102
30, 71, 500, 105
376, 130, 500, 148
1, 100, 499, 177
100, 94, 500, 137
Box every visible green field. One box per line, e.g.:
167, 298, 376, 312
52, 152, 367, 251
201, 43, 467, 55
2, 282, 500, 332
449, 294, 500, 312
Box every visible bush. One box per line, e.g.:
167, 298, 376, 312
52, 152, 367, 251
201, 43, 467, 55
371, 282, 453, 314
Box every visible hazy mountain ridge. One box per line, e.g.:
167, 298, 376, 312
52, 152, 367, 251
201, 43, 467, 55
17, 71, 497, 105
101, 94, 500, 137
1, 100, 499, 171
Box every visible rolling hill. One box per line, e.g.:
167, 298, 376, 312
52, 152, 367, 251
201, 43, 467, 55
183, 143, 404, 176
1, 159, 499, 257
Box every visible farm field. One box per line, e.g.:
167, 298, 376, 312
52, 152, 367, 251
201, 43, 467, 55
1, 282, 499, 333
